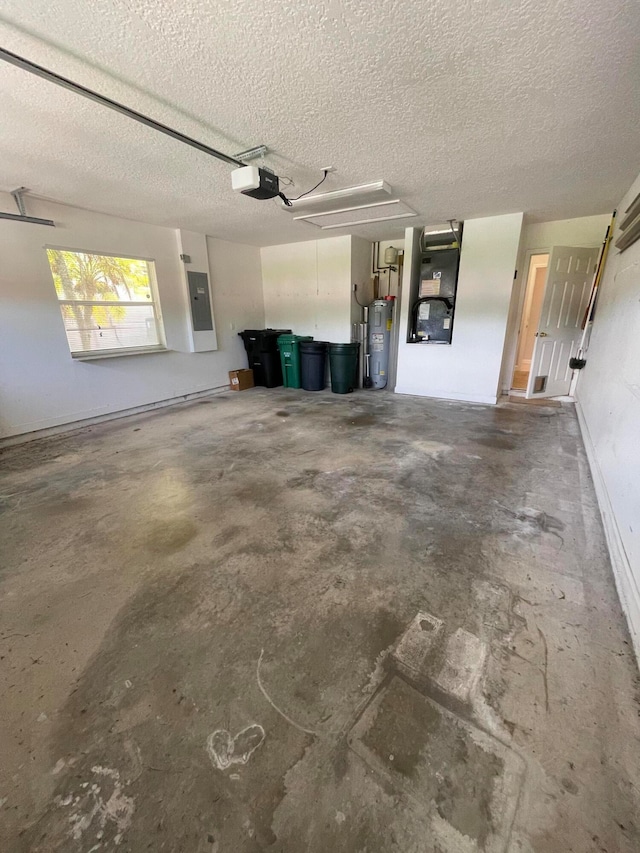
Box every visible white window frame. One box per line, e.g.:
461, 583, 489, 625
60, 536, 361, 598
46, 246, 167, 360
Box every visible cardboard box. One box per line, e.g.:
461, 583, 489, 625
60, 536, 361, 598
229, 368, 254, 391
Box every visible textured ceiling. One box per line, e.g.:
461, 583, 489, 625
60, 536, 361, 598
0, 0, 639, 246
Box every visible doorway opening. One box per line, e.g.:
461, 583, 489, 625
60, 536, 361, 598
511, 253, 549, 393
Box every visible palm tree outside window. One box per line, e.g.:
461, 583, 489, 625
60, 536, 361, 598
46, 249, 166, 357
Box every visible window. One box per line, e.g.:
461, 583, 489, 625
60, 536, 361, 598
46, 248, 165, 358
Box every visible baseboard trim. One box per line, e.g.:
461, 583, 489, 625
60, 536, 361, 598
575, 400, 640, 664
394, 386, 497, 405
0, 385, 230, 448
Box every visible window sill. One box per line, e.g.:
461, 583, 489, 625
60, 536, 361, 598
72, 346, 170, 362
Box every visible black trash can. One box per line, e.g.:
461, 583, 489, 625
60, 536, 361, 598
300, 341, 328, 391
239, 329, 291, 387
329, 342, 360, 394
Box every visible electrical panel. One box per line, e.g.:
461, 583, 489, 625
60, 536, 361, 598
187, 271, 214, 332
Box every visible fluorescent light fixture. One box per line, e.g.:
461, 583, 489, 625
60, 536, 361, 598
294, 199, 417, 230
283, 180, 391, 211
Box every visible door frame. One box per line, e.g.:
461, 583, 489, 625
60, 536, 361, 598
514, 252, 549, 373
503, 248, 552, 391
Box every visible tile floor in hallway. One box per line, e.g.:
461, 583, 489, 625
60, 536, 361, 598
0, 388, 639, 853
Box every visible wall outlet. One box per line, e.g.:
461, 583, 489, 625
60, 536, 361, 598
229, 322, 236, 330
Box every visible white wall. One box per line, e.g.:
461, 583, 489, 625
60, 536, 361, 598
575, 172, 640, 660
0, 194, 263, 439
261, 235, 353, 342
500, 213, 610, 391
206, 234, 266, 368
395, 213, 524, 405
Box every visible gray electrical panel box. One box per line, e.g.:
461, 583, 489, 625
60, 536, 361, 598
187, 271, 213, 332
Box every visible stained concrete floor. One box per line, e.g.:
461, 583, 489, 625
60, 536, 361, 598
1, 389, 639, 853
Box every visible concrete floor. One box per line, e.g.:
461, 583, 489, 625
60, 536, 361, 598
1, 389, 639, 853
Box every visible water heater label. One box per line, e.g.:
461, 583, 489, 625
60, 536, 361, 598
372, 332, 384, 352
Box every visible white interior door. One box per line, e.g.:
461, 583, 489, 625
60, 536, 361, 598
527, 245, 599, 398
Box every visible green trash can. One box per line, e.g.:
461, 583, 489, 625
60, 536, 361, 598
329, 342, 360, 394
277, 334, 313, 388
